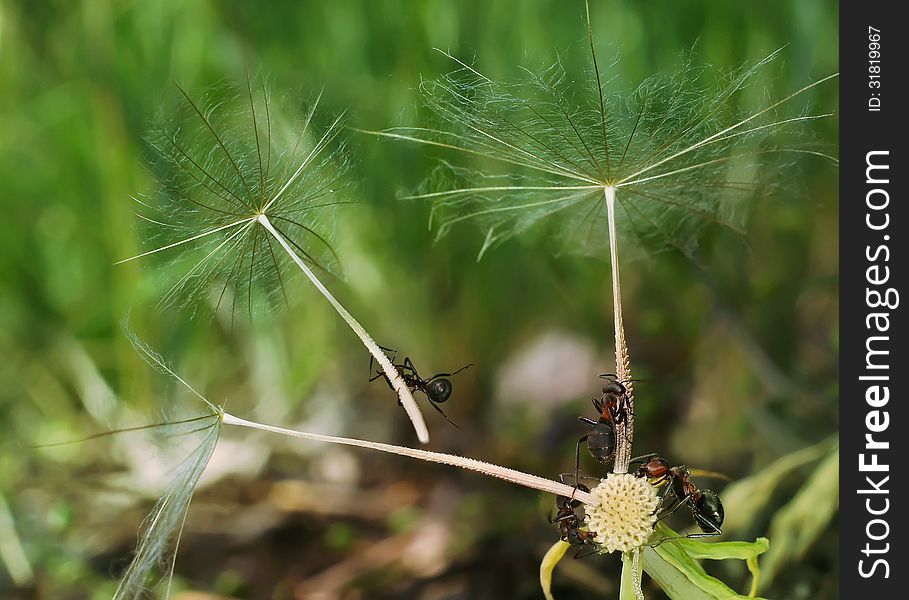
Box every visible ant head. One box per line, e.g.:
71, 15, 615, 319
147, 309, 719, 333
566, 528, 596, 545
602, 381, 626, 396
426, 378, 453, 403
638, 457, 670, 479
670, 465, 691, 480
694, 489, 724, 532
598, 373, 626, 395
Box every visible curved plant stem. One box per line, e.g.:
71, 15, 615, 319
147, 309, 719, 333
605, 186, 634, 473
255, 214, 430, 444
222, 412, 590, 502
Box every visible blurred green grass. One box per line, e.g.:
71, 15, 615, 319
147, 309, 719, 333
0, 1, 837, 598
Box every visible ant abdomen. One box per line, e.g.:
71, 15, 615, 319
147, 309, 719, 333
586, 424, 617, 464
426, 378, 452, 403
694, 489, 724, 533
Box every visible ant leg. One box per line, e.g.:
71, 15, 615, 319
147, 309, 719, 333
602, 373, 642, 386
551, 512, 577, 524
629, 453, 659, 467
574, 419, 595, 477
684, 530, 722, 539
558, 473, 585, 503
370, 351, 400, 394
370, 346, 399, 388
620, 395, 634, 423
559, 472, 589, 487
649, 480, 684, 520
558, 472, 574, 505
449, 363, 474, 376
573, 546, 598, 559
402, 356, 419, 378
558, 474, 579, 504
369, 353, 378, 379
370, 369, 396, 391
614, 400, 628, 425
371, 346, 398, 376
650, 528, 721, 549
368, 358, 395, 390
426, 363, 475, 381
426, 399, 460, 429
655, 492, 691, 522
649, 536, 676, 549
654, 494, 677, 518
558, 472, 597, 504
573, 434, 590, 501
591, 396, 605, 414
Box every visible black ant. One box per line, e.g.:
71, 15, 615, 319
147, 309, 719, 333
632, 454, 724, 539
369, 346, 472, 428
550, 477, 597, 557
574, 374, 632, 482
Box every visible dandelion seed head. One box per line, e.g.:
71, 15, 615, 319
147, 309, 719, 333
384, 46, 835, 262
584, 473, 658, 554
130, 78, 351, 318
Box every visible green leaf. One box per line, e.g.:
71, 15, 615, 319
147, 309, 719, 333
642, 523, 769, 600
642, 548, 717, 600
671, 537, 770, 561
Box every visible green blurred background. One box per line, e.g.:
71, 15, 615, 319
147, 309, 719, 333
0, 1, 837, 599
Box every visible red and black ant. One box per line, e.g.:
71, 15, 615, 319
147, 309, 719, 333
632, 454, 724, 539
550, 477, 597, 557
574, 374, 632, 481
369, 346, 472, 428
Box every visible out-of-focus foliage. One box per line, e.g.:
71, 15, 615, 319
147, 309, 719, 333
1, 1, 836, 598
757, 442, 839, 586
